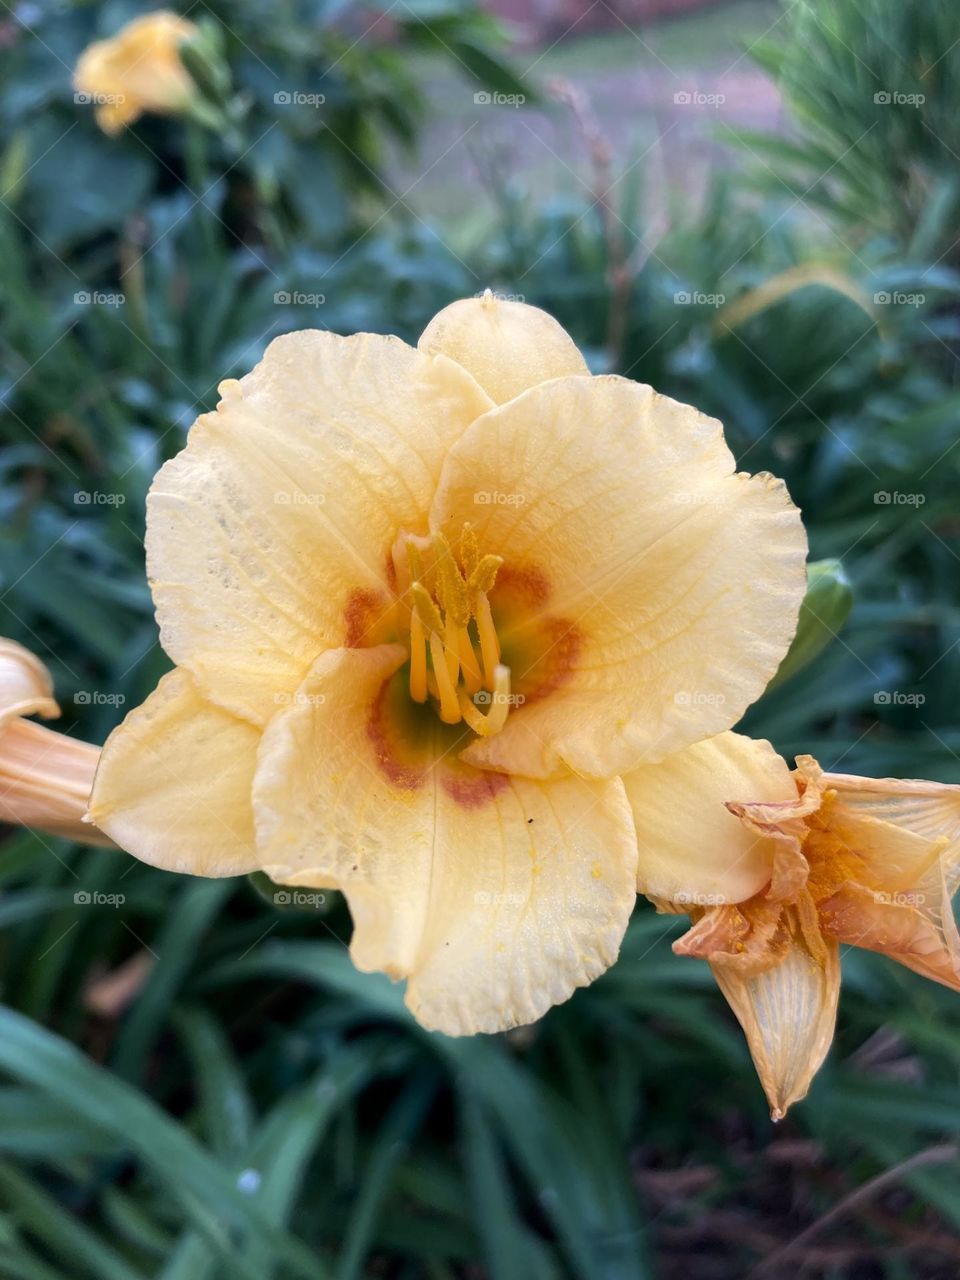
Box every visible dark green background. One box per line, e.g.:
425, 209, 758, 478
1, 1, 959, 1276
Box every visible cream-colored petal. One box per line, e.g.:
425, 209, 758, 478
147, 332, 492, 725
0, 638, 59, 728
624, 732, 796, 906
0, 719, 111, 846
712, 902, 840, 1119
88, 669, 259, 876
252, 644, 638, 1034
418, 293, 589, 404
431, 375, 807, 779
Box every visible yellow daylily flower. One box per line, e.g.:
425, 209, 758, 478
89, 294, 807, 1034
74, 11, 199, 135
0, 639, 110, 845
627, 731, 960, 1117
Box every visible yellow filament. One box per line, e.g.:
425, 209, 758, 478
458, 665, 511, 737
429, 631, 462, 724
409, 611, 427, 703
474, 593, 501, 688
403, 530, 509, 735
443, 613, 461, 684
457, 689, 487, 735
458, 627, 483, 694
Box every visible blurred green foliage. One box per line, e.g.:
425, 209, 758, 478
732, 0, 960, 262
1, 0, 960, 1277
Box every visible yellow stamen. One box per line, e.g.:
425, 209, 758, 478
400, 530, 509, 735
460, 523, 479, 579
409, 611, 427, 703
443, 613, 461, 685
411, 582, 443, 636
406, 541, 425, 593
458, 626, 483, 694
429, 631, 462, 725
458, 665, 511, 737
475, 592, 501, 688
467, 554, 502, 601
486, 665, 512, 735
458, 689, 486, 735
435, 533, 470, 625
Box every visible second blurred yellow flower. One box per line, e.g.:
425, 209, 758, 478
73, 11, 199, 135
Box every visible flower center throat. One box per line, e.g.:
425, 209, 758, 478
404, 525, 512, 737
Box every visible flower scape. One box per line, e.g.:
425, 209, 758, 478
69, 293, 959, 1115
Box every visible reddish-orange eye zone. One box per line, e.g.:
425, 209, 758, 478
340, 528, 581, 806
365, 665, 511, 807
488, 564, 582, 707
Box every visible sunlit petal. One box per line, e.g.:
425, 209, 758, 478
432, 375, 807, 778
147, 332, 492, 725
418, 293, 589, 404
252, 644, 638, 1034
624, 732, 795, 906
89, 669, 259, 875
